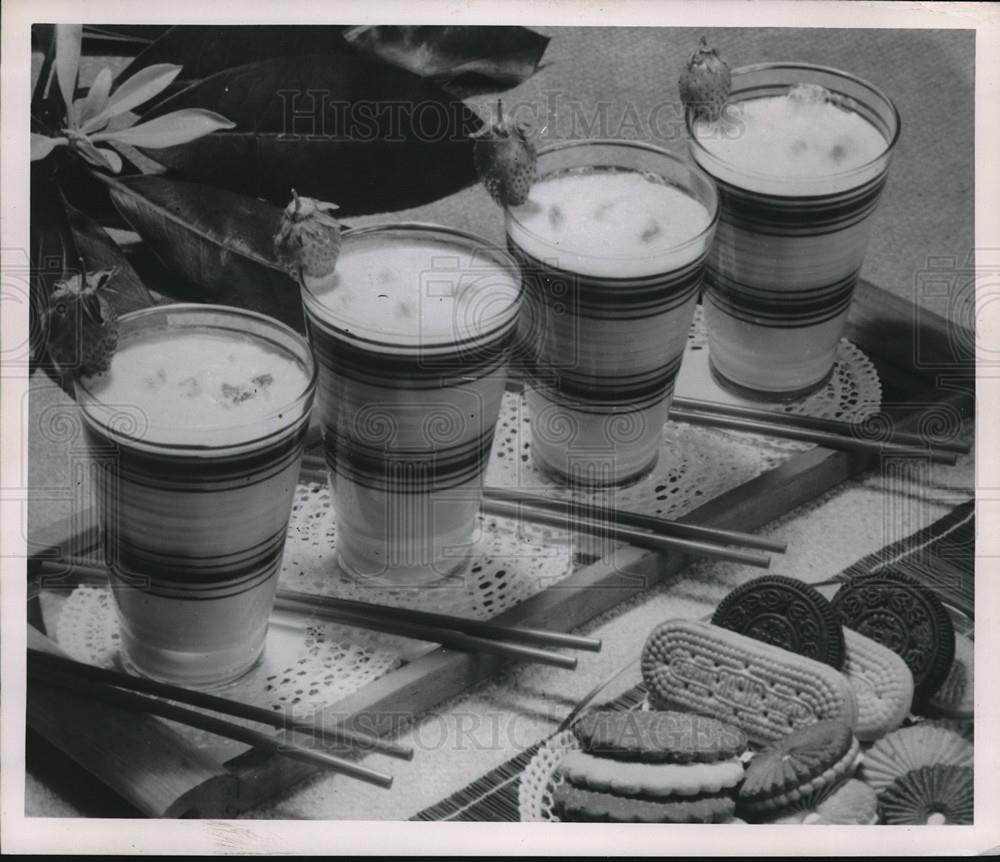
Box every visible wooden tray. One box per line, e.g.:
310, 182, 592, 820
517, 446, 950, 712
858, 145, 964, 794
25, 278, 975, 817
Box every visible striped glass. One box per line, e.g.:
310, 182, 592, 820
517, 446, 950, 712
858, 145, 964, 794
504, 141, 719, 487
687, 63, 901, 398
301, 224, 523, 586
75, 305, 317, 688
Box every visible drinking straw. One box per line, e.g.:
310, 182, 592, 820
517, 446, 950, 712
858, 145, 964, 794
672, 396, 970, 455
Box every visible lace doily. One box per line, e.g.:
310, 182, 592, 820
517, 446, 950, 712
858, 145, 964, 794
54, 583, 401, 762
489, 309, 881, 512
678, 307, 883, 446
518, 729, 581, 822
518, 721, 751, 823
280, 482, 577, 622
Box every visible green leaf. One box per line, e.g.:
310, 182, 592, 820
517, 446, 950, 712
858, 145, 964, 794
96, 109, 235, 148
55, 25, 82, 126
71, 137, 122, 173
139, 53, 483, 215
77, 67, 113, 128
81, 63, 182, 133
103, 174, 303, 330
31, 133, 64, 161
343, 25, 550, 92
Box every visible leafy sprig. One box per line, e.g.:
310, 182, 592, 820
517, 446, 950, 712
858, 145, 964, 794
31, 24, 234, 174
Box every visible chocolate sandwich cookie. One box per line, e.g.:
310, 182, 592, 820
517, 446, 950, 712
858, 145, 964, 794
831, 570, 954, 705
572, 709, 748, 763
712, 575, 846, 669
553, 784, 736, 824
738, 720, 861, 816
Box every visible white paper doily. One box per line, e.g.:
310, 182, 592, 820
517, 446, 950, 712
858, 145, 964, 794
518, 729, 581, 822
518, 723, 751, 823
280, 482, 576, 622
679, 306, 883, 435
54, 582, 401, 762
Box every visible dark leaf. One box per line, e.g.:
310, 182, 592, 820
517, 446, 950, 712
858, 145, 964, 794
56, 154, 134, 230
118, 25, 350, 93
138, 53, 483, 214
343, 25, 550, 92
65, 203, 161, 315
30, 165, 159, 392
103, 174, 303, 330
30, 168, 76, 383
81, 25, 172, 55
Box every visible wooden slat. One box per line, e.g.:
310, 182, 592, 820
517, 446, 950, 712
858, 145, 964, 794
26, 627, 239, 818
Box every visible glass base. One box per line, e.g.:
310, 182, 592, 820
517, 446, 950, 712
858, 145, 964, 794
708, 358, 834, 403
335, 548, 473, 589
531, 448, 660, 489
117, 637, 265, 691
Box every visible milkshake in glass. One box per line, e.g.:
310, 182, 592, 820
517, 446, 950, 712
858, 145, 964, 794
76, 305, 316, 688
505, 141, 719, 487
300, 224, 522, 586
688, 64, 900, 397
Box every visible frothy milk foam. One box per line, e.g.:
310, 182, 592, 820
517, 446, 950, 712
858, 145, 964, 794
84, 330, 310, 446
508, 168, 713, 277
694, 84, 887, 193
307, 236, 521, 345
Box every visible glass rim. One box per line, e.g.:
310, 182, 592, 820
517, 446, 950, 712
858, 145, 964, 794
685, 61, 902, 189
502, 138, 720, 263
300, 221, 525, 350
75, 302, 318, 444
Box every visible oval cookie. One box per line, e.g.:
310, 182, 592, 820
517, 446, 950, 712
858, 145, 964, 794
842, 627, 914, 741
641, 619, 857, 745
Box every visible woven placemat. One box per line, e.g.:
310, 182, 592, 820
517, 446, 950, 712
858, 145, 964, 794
411, 500, 975, 821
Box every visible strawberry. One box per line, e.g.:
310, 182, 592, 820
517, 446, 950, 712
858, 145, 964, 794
678, 36, 732, 123
472, 100, 537, 207
45, 268, 119, 378
273, 190, 342, 281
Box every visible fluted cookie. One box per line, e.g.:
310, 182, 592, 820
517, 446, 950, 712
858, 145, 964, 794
739, 720, 861, 815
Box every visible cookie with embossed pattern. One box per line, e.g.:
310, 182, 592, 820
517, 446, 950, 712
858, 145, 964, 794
831, 570, 954, 705
712, 575, 846, 669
